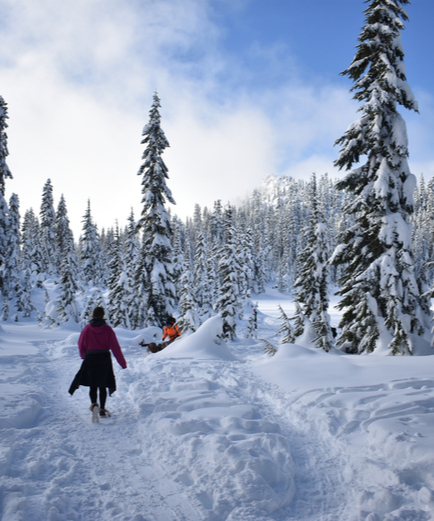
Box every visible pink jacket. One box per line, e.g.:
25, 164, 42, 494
78, 323, 127, 369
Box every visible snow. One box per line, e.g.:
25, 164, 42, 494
1, 289, 434, 520
157, 315, 239, 361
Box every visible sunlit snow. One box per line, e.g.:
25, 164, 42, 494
1, 288, 434, 520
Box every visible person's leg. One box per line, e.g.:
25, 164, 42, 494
89, 387, 100, 421
99, 387, 107, 410
89, 387, 98, 405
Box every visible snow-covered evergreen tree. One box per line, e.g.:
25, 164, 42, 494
210, 200, 223, 245
107, 224, 132, 328
171, 216, 185, 299
55, 244, 79, 324
1, 295, 9, 321
79, 200, 103, 287
21, 208, 45, 288
331, 0, 431, 355
40, 179, 57, 277
214, 206, 242, 340
236, 221, 255, 307
15, 268, 34, 318
193, 229, 212, 315
0, 96, 12, 297
2, 193, 21, 300
123, 210, 140, 329
80, 286, 104, 327
55, 195, 73, 273
208, 238, 221, 304
137, 92, 176, 327
277, 304, 295, 344
54, 197, 79, 324
244, 312, 257, 339
293, 174, 333, 351
177, 241, 199, 333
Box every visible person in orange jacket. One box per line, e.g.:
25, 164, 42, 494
140, 317, 181, 354
162, 316, 181, 345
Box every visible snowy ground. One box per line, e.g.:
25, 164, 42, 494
1, 289, 434, 520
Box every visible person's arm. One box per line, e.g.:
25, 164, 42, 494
78, 328, 87, 359
109, 329, 127, 368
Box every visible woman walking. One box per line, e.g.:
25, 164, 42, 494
69, 307, 127, 421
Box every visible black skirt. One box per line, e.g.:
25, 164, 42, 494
69, 350, 116, 396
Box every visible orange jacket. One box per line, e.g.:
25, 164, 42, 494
163, 324, 181, 341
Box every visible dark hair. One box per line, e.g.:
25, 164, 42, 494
92, 307, 105, 319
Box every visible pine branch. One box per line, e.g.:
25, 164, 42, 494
259, 338, 277, 356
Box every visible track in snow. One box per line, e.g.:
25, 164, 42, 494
1, 314, 434, 520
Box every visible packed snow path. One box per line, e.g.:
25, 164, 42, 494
1, 298, 434, 520
2, 337, 300, 521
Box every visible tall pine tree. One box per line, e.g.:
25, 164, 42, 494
293, 174, 333, 351
79, 200, 103, 287
40, 179, 57, 277
332, 0, 431, 355
214, 206, 242, 340
55, 199, 80, 324
3, 194, 20, 300
0, 96, 12, 297
137, 92, 176, 327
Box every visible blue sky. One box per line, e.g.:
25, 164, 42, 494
2, 0, 433, 237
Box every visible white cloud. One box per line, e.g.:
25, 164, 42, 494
1, 0, 433, 240
164, 98, 277, 217
281, 155, 341, 181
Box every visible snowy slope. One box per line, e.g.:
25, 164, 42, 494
1, 290, 434, 520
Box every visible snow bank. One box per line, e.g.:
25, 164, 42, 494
157, 315, 239, 361
0, 326, 39, 356
254, 341, 364, 390
254, 340, 434, 392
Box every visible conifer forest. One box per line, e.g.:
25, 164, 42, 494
0, 0, 433, 356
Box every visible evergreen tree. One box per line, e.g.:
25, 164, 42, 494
124, 210, 141, 329
54, 197, 79, 324
209, 238, 221, 303
236, 221, 255, 307
171, 216, 185, 299
193, 229, 212, 315
277, 304, 295, 344
137, 92, 176, 326
2, 193, 21, 299
21, 208, 45, 288
210, 200, 223, 245
106, 225, 123, 299
80, 287, 104, 327
107, 224, 131, 328
15, 268, 34, 318
55, 195, 73, 273
79, 200, 103, 287
214, 206, 241, 339
1, 297, 9, 321
331, 0, 431, 354
0, 96, 12, 296
40, 179, 57, 277
244, 311, 258, 339
177, 241, 199, 333
293, 174, 333, 351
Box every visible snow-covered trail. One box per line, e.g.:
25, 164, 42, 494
2, 294, 434, 520
0, 323, 347, 521
2, 338, 205, 521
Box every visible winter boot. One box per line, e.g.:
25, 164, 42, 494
89, 403, 100, 423
99, 408, 111, 418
